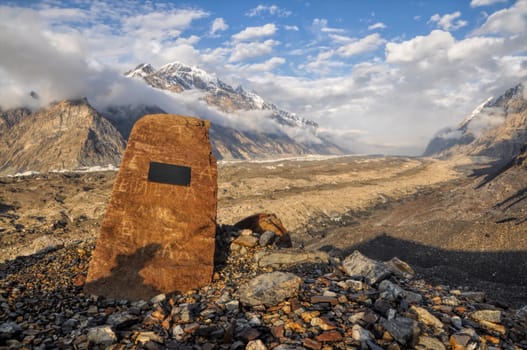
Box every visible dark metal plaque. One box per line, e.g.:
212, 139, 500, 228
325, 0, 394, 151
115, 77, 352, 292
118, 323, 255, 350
148, 161, 191, 186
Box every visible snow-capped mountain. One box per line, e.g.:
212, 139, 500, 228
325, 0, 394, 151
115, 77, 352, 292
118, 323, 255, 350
125, 62, 318, 129
117, 62, 343, 159
423, 83, 527, 161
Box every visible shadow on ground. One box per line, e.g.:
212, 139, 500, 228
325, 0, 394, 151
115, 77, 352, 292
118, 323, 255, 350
321, 234, 527, 308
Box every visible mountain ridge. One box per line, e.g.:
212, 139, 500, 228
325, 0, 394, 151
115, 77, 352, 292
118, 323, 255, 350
0, 98, 125, 176
423, 82, 527, 162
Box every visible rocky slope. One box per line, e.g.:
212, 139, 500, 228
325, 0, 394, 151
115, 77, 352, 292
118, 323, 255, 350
1, 228, 526, 349
0, 99, 125, 176
423, 82, 527, 162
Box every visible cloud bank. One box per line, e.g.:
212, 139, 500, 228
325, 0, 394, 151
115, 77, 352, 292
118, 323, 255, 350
0, 1, 526, 155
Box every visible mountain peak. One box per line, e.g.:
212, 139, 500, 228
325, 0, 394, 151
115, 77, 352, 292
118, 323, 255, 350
125, 63, 155, 78
423, 82, 527, 160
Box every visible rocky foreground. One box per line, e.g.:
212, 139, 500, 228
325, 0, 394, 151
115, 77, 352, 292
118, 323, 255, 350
1, 225, 526, 350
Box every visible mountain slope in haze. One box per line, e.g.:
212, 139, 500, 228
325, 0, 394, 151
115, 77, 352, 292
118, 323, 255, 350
123, 62, 343, 159
423, 83, 527, 161
0, 99, 125, 176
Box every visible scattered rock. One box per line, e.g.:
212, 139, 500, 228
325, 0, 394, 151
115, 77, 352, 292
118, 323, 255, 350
416, 336, 446, 350
238, 272, 302, 306
87, 326, 117, 346
342, 250, 391, 284
0, 322, 22, 341
410, 305, 443, 330
235, 213, 292, 247
471, 309, 501, 323
255, 249, 329, 268
246, 339, 267, 350
233, 235, 260, 248
258, 231, 276, 247
381, 317, 420, 345
385, 256, 415, 279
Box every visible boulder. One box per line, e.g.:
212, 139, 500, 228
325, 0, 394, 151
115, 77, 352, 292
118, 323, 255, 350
85, 114, 217, 300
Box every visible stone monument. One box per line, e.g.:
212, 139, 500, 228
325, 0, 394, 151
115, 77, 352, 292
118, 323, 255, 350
85, 114, 217, 300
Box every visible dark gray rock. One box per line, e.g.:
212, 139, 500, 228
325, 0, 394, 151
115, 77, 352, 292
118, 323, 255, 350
0, 322, 22, 341
259, 231, 276, 247
87, 325, 117, 346
381, 317, 420, 345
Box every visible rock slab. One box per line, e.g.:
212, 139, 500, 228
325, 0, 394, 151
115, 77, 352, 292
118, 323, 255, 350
238, 272, 302, 306
85, 114, 217, 300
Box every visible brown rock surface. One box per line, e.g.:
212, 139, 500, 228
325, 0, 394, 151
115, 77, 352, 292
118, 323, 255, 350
85, 114, 217, 300
235, 213, 292, 247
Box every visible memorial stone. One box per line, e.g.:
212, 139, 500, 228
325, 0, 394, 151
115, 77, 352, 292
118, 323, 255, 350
85, 114, 217, 300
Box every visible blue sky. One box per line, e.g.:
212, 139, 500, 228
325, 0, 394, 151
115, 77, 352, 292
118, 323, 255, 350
0, 0, 526, 154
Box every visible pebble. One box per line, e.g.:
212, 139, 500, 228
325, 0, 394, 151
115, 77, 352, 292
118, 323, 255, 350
0, 228, 525, 349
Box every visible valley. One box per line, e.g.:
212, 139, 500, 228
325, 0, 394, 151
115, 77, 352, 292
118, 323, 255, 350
2, 154, 526, 307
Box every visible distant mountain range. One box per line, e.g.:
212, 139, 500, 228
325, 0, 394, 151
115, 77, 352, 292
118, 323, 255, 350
424, 82, 527, 163
0, 61, 343, 176
0, 99, 124, 176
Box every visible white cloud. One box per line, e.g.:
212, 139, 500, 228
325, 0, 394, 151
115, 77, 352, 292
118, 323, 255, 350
471, 0, 507, 7
284, 25, 299, 31
210, 17, 228, 35
473, 0, 527, 34
246, 4, 291, 17
232, 23, 277, 41
1, 2, 526, 156
122, 8, 208, 40
386, 30, 455, 63
230, 57, 286, 73
428, 11, 468, 31
229, 39, 280, 62
368, 22, 386, 30
312, 18, 345, 34
337, 33, 386, 57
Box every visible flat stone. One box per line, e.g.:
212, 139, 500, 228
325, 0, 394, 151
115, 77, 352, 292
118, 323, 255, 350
410, 306, 444, 330
477, 319, 506, 335
87, 326, 117, 346
135, 331, 164, 344
351, 324, 372, 342
315, 330, 343, 342
303, 338, 322, 350
384, 257, 415, 279
310, 317, 337, 331
471, 310, 501, 323
238, 272, 302, 306
246, 339, 267, 350
342, 250, 391, 285
449, 334, 471, 350
460, 291, 486, 303
233, 235, 259, 248
311, 295, 338, 305
85, 115, 217, 300
417, 336, 446, 350
256, 249, 329, 268
107, 311, 140, 329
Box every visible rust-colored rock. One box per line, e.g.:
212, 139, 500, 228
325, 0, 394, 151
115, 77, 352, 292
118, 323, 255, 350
85, 114, 217, 300
234, 213, 292, 247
